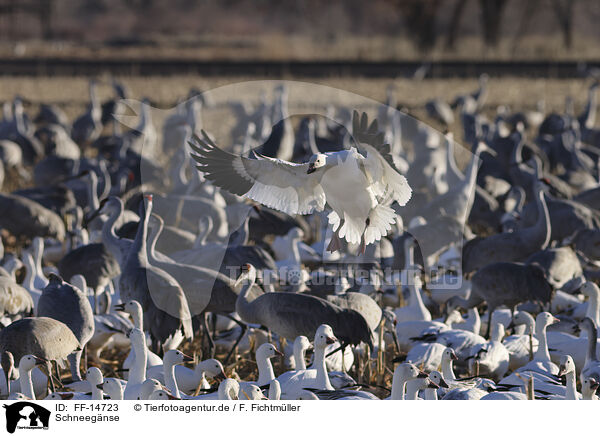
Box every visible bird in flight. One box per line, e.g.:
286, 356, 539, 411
189, 111, 411, 252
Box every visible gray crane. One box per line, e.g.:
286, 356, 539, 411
0, 193, 65, 242
462, 181, 550, 275
449, 262, 554, 338
57, 242, 120, 313
118, 195, 193, 354
325, 292, 399, 352
0, 317, 80, 391
146, 212, 262, 362
236, 265, 372, 349
526, 246, 584, 292
36, 274, 95, 381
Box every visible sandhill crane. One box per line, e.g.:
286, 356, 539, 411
36, 274, 94, 381
449, 262, 554, 338
0, 317, 80, 391
0, 193, 65, 241
235, 265, 372, 349
118, 195, 193, 353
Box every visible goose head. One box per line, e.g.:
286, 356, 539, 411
557, 355, 576, 377
99, 378, 123, 398
293, 335, 311, 354
114, 300, 143, 319
85, 366, 103, 385
581, 282, 600, 299
314, 324, 337, 348
139, 378, 164, 400
428, 371, 449, 389
197, 358, 226, 382
536, 311, 560, 328
582, 377, 599, 397
218, 378, 240, 400
149, 390, 179, 400
256, 343, 283, 361
307, 153, 327, 174
392, 362, 428, 382
240, 384, 267, 400
18, 355, 46, 373
164, 349, 194, 367
442, 347, 458, 363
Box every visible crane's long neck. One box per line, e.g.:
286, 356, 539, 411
312, 346, 333, 390
565, 371, 578, 400
235, 275, 259, 325
256, 355, 275, 386
164, 361, 180, 398
19, 366, 36, 400
87, 172, 100, 212
146, 220, 161, 264
293, 344, 307, 371
130, 201, 152, 265
534, 320, 551, 362
525, 187, 551, 249
585, 321, 598, 366
101, 203, 126, 263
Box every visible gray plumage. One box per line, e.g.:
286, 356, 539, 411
0, 193, 65, 241
37, 273, 94, 381
0, 317, 80, 364
462, 182, 550, 274
236, 266, 372, 348
118, 196, 193, 349
450, 262, 554, 337
526, 246, 583, 291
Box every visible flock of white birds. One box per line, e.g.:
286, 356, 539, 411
0, 76, 599, 401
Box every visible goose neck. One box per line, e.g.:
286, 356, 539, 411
19, 366, 36, 400
313, 346, 333, 390
441, 359, 456, 383
256, 355, 275, 386
293, 344, 307, 371
565, 372, 578, 400
534, 321, 551, 362
129, 337, 148, 386
164, 361, 180, 398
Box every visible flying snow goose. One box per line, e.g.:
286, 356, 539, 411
189, 111, 411, 252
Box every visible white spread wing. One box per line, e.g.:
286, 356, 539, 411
189, 131, 326, 215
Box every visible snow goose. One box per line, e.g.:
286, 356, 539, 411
157, 350, 194, 398
580, 318, 600, 381
123, 328, 148, 400
504, 311, 539, 371
13, 355, 46, 399
0, 351, 47, 399
404, 376, 439, 400
189, 111, 411, 252
239, 383, 267, 400
581, 377, 599, 400
467, 323, 510, 380
424, 371, 449, 400
277, 324, 336, 399
239, 343, 283, 390
394, 268, 431, 323
98, 378, 124, 400
516, 312, 560, 375
557, 355, 581, 400
386, 363, 428, 400
147, 358, 225, 395
196, 378, 240, 400
115, 300, 163, 373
